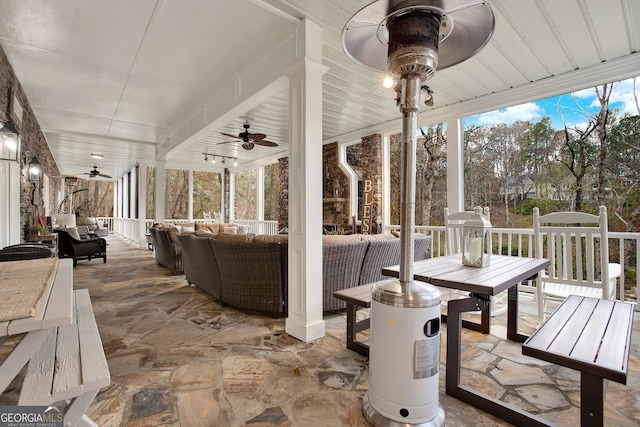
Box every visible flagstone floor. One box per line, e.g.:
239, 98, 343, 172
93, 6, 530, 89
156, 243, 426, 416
1, 234, 639, 426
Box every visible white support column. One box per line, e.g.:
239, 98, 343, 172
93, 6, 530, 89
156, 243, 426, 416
122, 172, 129, 219
155, 160, 166, 223
129, 167, 137, 220
446, 116, 464, 213
137, 161, 152, 248
228, 171, 235, 221
257, 166, 264, 234
188, 169, 194, 221
285, 18, 328, 342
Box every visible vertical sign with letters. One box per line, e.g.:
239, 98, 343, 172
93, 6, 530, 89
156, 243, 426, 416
361, 178, 373, 234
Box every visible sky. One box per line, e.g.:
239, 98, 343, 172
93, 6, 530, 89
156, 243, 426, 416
464, 76, 640, 130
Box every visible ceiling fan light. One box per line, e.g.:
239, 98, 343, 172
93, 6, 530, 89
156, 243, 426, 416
212, 157, 216, 164
233, 158, 238, 167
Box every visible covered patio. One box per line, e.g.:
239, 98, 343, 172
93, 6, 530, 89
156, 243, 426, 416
0, 235, 637, 426
0, 2, 639, 424
2, 2, 640, 343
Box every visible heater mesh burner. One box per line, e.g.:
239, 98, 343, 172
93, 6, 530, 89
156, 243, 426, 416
342, 0, 494, 75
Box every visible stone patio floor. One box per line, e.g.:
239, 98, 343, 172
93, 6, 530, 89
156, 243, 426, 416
1, 234, 638, 426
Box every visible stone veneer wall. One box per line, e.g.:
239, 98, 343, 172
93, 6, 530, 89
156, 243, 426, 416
361, 133, 383, 234
322, 142, 351, 228
223, 168, 230, 223
278, 157, 288, 231
0, 43, 61, 242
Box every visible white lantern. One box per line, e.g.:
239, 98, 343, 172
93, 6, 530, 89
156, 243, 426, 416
462, 206, 491, 267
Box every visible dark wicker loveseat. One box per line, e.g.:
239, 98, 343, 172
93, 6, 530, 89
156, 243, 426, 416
55, 228, 107, 267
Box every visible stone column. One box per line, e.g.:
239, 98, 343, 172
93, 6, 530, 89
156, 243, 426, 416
322, 142, 350, 228
278, 157, 289, 231
223, 168, 230, 222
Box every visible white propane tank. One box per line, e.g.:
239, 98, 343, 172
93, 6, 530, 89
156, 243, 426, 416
363, 278, 445, 426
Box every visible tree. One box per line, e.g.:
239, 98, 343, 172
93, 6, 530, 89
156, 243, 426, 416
594, 83, 615, 205
557, 125, 598, 211
416, 123, 446, 226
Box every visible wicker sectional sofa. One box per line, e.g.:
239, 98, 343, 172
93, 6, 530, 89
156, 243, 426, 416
173, 230, 432, 317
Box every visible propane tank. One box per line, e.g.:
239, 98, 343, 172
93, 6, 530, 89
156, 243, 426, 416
363, 278, 445, 426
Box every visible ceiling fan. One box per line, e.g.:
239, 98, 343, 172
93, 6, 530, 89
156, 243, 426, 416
220, 121, 278, 151
83, 166, 112, 179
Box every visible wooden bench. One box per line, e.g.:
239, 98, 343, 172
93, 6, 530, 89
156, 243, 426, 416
522, 295, 634, 427
18, 288, 110, 427
333, 283, 374, 357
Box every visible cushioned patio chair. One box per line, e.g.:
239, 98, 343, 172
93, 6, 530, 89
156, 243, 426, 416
54, 228, 107, 267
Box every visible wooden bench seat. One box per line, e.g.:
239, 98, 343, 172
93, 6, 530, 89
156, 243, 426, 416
522, 295, 634, 427
19, 288, 110, 427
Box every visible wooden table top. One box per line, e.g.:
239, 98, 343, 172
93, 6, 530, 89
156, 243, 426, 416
382, 254, 550, 296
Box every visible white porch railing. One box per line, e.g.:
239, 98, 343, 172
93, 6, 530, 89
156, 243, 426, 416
105, 217, 637, 305
384, 224, 638, 305
141, 218, 279, 236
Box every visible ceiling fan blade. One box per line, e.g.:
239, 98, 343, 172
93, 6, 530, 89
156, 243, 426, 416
99, 173, 113, 179
220, 132, 241, 139
248, 132, 267, 141
253, 139, 278, 147
217, 140, 239, 145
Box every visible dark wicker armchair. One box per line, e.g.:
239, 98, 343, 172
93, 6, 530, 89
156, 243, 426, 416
55, 228, 107, 267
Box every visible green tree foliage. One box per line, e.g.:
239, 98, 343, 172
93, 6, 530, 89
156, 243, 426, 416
235, 169, 257, 220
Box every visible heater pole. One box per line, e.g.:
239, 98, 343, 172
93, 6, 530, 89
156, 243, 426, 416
399, 75, 421, 290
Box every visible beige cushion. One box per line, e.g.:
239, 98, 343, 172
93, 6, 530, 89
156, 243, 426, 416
196, 223, 219, 233
322, 234, 364, 245
164, 228, 181, 244
360, 233, 397, 241
223, 226, 238, 234
194, 229, 213, 237
76, 216, 98, 231
215, 233, 255, 242
182, 225, 195, 232
254, 234, 288, 243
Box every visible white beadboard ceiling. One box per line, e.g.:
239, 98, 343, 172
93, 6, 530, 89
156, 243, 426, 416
0, 0, 639, 180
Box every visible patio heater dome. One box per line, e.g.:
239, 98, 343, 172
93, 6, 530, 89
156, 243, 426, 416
342, 1, 494, 426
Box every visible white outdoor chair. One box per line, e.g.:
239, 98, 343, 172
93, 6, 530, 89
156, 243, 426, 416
444, 207, 507, 316
533, 206, 622, 323
203, 211, 212, 223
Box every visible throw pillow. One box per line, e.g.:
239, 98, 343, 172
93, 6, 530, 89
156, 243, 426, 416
223, 226, 238, 234
182, 225, 195, 232
60, 226, 80, 240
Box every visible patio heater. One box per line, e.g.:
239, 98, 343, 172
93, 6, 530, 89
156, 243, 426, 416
342, 1, 494, 426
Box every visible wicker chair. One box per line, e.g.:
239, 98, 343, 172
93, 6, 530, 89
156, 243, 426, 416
177, 234, 222, 302
322, 240, 370, 311
149, 227, 183, 274
54, 228, 106, 267
210, 239, 287, 318
358, 234, 433, 286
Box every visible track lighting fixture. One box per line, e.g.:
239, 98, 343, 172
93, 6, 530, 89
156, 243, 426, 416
202, 152, 237, 166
